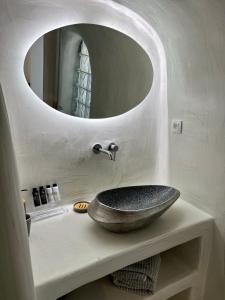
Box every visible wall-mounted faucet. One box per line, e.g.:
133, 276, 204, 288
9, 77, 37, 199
92, 143, 119, 161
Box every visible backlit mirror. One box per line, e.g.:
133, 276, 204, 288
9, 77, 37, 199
24, 24, 153, 118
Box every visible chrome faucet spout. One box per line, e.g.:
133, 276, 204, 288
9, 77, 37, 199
98, 148, 113, 160
92, 143, 118, 161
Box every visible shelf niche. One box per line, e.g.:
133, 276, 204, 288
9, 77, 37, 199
59, 237, 200, 300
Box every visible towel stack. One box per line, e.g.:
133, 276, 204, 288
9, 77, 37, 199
110, 255, 161, 295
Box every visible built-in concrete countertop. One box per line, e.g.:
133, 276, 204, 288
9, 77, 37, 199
29, 200, 213, 300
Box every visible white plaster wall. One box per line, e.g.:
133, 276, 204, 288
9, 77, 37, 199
0, 0, 224, 299
115, 1, 225, 299
0, 0, 168, 203
0, 85, 35, 300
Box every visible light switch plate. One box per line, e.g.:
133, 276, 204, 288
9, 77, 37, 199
171, 120, 183, 134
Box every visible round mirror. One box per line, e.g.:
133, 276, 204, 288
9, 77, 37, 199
24, 24, 153, 119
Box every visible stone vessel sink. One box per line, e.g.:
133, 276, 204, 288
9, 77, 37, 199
87, 185, 180, 233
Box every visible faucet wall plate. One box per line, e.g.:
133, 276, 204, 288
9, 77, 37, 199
92, 144, 102, 154
108, 143, 119, 152
92, 143, 118, 161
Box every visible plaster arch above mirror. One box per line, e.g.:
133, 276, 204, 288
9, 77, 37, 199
24, 24, 153, 119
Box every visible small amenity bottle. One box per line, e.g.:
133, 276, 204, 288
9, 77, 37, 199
45, 185, 54, 203
39, 186, 48, 205
52, 183, 61, 202
32, 188, 41, 207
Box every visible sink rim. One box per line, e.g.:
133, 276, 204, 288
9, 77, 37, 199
92, 185, 180, 213
87, 185, 181, 232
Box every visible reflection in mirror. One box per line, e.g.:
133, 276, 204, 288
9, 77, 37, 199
73, 41, 92, 118
24, 24, 153, 119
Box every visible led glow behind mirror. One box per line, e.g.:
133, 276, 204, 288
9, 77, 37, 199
24, 24, 153, 119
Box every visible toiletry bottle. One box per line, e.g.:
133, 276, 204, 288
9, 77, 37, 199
39, 186, 48, 205
52, 183, 61, 202
46, 185, 54, 203
32, 188, 41, 207
21, 189, 28, 212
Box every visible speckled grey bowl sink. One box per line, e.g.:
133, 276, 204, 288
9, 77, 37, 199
88, 185, 180, 233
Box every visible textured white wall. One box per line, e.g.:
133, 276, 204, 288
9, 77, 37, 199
0, 0, 168, 203
116, 1, 225, 299
0, 0, 224, 299
0, 85, 35, 300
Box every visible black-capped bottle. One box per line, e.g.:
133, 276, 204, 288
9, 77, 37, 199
39, 186, 48, 205
32, 188, 41, 207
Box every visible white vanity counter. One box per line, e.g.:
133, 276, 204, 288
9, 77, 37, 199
29, 200, 213, 300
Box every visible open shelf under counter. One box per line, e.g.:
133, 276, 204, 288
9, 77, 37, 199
61, 241, 199, 300
29, 199, 213, 300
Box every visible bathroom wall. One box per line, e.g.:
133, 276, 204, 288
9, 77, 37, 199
0, 85, 35, 300
0, 0, 167, 202
115, 1, 225, 299
0, 0, 224, 299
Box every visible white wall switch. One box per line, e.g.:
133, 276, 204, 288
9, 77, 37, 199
172, 120, 183, 134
